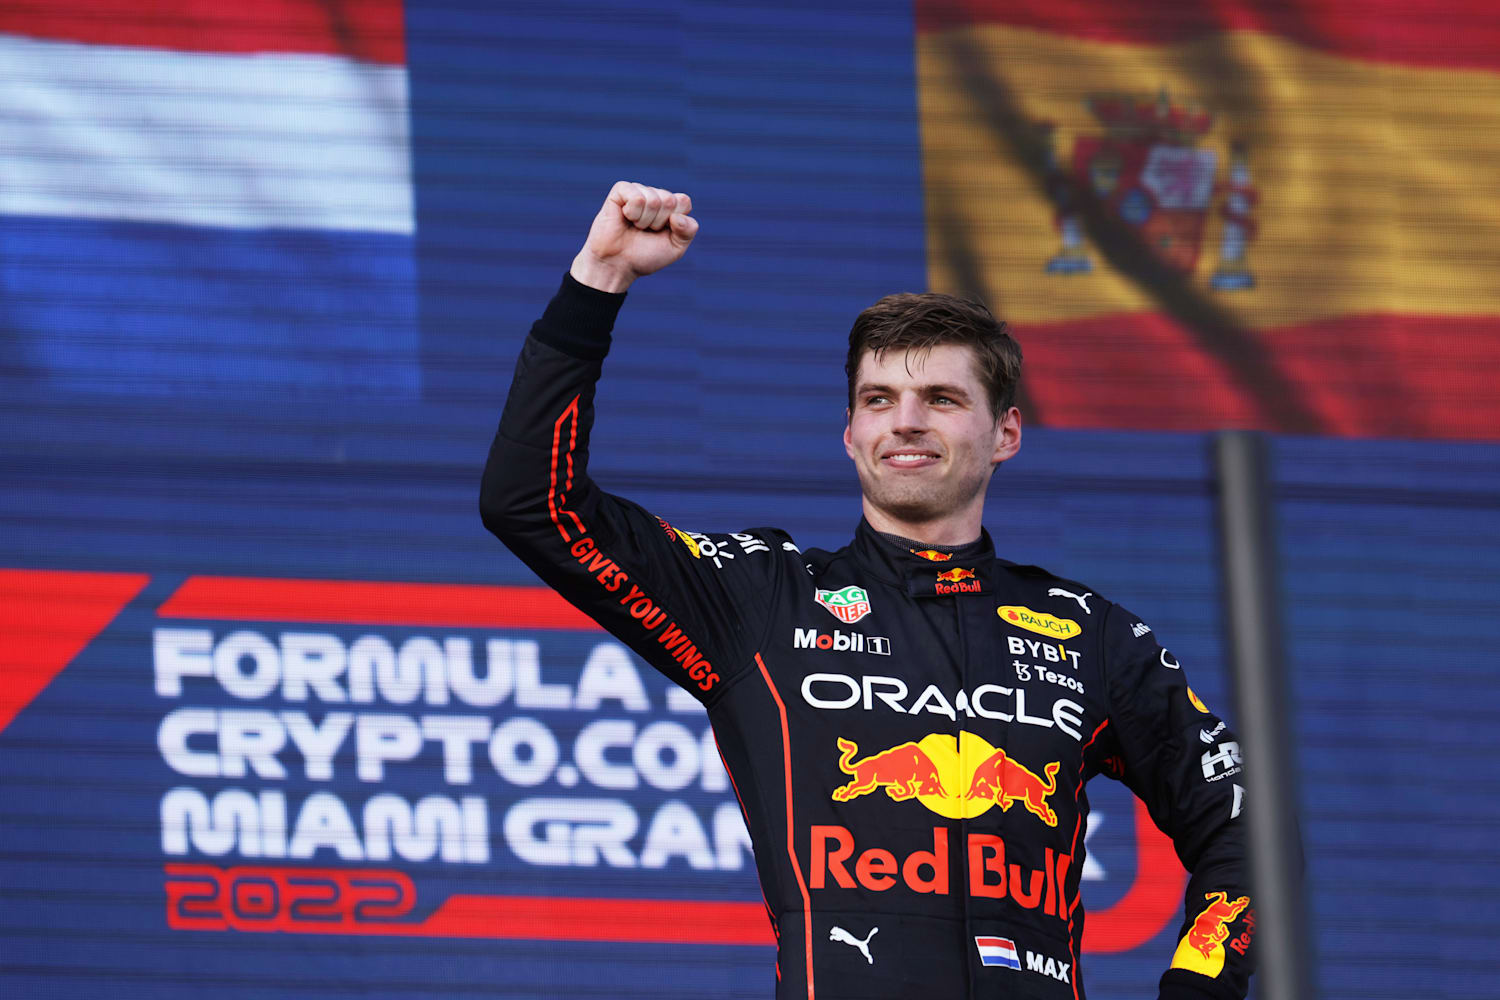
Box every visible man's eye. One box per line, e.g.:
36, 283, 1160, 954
933, 396, 955, 405
864, 395, 889, 406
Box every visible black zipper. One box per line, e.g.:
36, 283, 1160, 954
955, 591, 973, 1000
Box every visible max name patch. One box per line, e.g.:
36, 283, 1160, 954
996, 605, 1081, 640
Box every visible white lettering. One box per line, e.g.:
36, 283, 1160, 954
160, 787, 286, 857
154, 628, 213, 696
634, 721, 699, 792
363, 793, 487, 863
214, 630, 280, 700
574, 643, 650, 712
356, 713, 423, 782
420, 715, 491, 784
220, 709, 288, 779
863, 675, 909, 714
512, 641, 570, 710
448, 637, 510, 706
639, 800, 716, 870
504, 798, 637, 867
802, 673, 860, 709
574, 720, 637, 790
280, 632, 346, 702
907, 684, 957, 721
158, 707, 221, 777
282, 710, 353, 781
488, 717, 559, 786
288, 791, 363, 860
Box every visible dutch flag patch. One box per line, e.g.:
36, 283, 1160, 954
974, 936, 1021, 969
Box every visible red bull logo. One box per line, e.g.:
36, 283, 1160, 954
830, 733, 1059, 823
965, 749, 1061, 827
1171, 890, 1250, 977
832, 737, 949, 802
934, 566, 981, 594
810, 825, 1071, 921
910, 548, 952, 562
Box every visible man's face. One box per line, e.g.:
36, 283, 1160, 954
843, 344, 1021, 528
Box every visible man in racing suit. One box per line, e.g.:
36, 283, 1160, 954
480, 182, 1254, 999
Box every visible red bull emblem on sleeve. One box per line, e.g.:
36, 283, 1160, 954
815, 585, 872, 623
1171, 890, 1251, 978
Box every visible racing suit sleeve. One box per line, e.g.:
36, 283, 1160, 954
1099, 605, 1255, 1000
479, 273, 782, 702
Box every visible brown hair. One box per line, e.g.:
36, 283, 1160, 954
845, 292, 1022, 419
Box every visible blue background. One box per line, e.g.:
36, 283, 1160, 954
2, 2, 1497, 998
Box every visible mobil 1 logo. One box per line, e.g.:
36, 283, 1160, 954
793, 628, 890, 656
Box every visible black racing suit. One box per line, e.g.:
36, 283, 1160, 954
480, 274, 1255, 1000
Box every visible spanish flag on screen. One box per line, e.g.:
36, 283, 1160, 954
917, 1, 1500, 440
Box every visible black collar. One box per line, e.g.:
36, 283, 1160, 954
849, 518, 997, 598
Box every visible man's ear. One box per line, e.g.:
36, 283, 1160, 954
992, 406, 1022, 464
843, 409, 856, 460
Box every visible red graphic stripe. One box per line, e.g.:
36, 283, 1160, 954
157, 577, 603, 631
413, 894, 773, 944
755, 652, 815, 1000
549, 396, 585, 542
0, 0, 405, 64
1065, 718, 1110, 999
1019, 311, 1500, 441
916, 0, 1500, 72
0, 568, 149, 734
718, 745, 779, 938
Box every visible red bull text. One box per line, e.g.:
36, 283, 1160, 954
934, 567, 981, 594
810, 826, 1072, 919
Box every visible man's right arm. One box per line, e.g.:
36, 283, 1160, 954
480, 184, 778, 702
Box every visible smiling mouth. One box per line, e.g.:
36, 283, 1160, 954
882, 451, 940, 468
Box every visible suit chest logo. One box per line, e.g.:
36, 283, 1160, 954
815, 585, 872, 623
997, 605, 1081, 640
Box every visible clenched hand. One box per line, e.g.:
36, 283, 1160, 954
570, 181, 698, 293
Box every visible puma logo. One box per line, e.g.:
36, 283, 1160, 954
829, 925, 878, 965
1047, 587, 1093, 614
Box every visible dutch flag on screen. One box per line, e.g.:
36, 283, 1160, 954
0, 1, 419, 398
974, 936, 1021, 969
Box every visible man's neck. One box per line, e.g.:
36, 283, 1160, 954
861, 498, 983, 548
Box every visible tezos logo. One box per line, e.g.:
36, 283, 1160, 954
816, 585, 872, 624
794, 628, 889, 655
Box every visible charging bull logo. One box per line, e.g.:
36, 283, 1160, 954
1171, 890, 1250, 978
832, 733, 1059, 823
935, 567, 975, 583
966, 751, 1061, 827
832, 738, 948, 801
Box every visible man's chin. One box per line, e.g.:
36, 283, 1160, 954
865, 490, 946, 525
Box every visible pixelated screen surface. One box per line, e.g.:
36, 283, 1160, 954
2, 2, 1497, 999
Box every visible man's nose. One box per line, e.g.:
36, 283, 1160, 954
892, 393, 928, 433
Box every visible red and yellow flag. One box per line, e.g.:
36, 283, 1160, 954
917, 1, 1500, 439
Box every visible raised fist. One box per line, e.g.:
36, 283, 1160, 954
570, 181, 698, 293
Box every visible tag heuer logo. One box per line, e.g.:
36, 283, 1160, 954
815, 586, 872, 623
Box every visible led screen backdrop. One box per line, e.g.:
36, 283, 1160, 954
2, 2, 1498, 999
